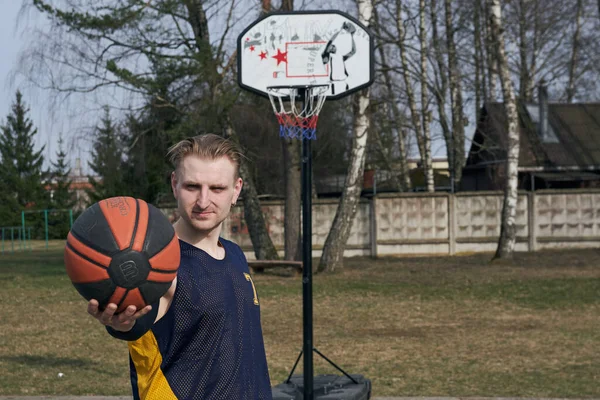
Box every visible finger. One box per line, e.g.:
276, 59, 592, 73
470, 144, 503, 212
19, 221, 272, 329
87, 300, 100, 317
99, 303, 118, 325
116, 305, 137, 324
134, 305, 153, 319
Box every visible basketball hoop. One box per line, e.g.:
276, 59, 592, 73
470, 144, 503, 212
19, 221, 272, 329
267, 85, 329, 140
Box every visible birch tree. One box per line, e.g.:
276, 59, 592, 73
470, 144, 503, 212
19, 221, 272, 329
488, 0, 520, 260
444, 0, 465, 190
372, 10, 412, 191
504, 0, 574, 101
318, 0, 373, 273
516, 0, 532, 101
420, 0, 434, 192
566, 0, 583, 102
483, 1, 498, 100
429, 0, 453, 186
368, 100, 406, 191
393, 0, 434, 192
473, 0, 484, 119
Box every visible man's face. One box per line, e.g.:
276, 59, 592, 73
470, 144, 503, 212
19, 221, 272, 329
171, 155, 243, 235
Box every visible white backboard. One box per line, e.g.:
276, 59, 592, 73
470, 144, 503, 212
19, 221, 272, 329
237, 11, 374, 100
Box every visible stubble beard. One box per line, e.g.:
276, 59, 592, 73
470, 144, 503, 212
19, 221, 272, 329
184, 209, 227, 235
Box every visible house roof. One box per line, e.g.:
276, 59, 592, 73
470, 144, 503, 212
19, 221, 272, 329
467, 102, 600, 170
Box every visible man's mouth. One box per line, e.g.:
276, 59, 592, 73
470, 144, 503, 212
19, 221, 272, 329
192, 210, 212, 216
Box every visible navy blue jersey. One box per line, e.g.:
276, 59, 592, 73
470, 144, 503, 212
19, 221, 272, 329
127, 238, 272, 399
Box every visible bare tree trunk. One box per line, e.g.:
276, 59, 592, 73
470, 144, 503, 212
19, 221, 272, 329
430, 0, 453, 189
396, 0, 434, 192
318, 0, 372, 273
372, 125, 404, 192
282, 139, 302, 260
381, 69, 412, 192
488, 0, 520, 260
474, 0, 483, 120
483, 1, 498, 101
272, 0, 302, 261
281, 0, 293, 10
567, 0, 583, 102
225, 123, 279, 260
420, 0, 434, 192
261, 0, 271, 14
517, 0, 532, 101
527, 0, 540, 101
477, 0, 488, 110
373, 9, 411, 191
444, 0, 465, 190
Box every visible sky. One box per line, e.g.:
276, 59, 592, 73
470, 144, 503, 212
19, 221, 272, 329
1, 2, 51, 165
0, 1, 98, 175
0, 2, 22, 119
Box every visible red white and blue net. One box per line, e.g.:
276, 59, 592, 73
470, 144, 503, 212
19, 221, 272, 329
267, 85, 328, 140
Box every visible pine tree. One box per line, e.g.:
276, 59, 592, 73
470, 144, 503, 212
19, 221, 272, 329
49, 136, 76, 209
48, 135, 76, 238
0, 111, 19, 228
0, 91, 47, 232
87, 107, 127, 203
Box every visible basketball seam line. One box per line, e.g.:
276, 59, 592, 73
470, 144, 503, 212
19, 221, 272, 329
128, 198, 141, 251
65, 241, 109, 270
114, 287, 130, 309
148, 268, 177, 274
70, 228, 119, 257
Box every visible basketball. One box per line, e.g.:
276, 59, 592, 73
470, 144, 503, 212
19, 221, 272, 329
64, 196, 180, 313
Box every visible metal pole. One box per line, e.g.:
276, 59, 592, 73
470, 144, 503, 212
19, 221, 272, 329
301, 89, 314, 400
286, 350, 303, 384
44, 210, 49, 250
69, 209, 74, 229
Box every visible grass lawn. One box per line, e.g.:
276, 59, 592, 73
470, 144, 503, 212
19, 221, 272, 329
1, 247, 600, 397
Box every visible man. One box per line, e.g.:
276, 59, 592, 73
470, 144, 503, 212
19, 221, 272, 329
87, 134, 273, 399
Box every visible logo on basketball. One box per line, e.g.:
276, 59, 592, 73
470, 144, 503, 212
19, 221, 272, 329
119, 261, 138, 281
107, 197, 130, 216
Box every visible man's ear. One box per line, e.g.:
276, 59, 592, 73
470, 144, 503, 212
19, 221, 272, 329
232, 177, 243, 204
171, 171, 178, 199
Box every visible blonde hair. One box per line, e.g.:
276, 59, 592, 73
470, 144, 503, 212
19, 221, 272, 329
167, 134, 243, 179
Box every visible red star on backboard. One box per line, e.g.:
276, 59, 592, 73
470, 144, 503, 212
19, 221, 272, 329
259, 51, 267, 60
272, 49, 287, 66
250, 45, 255, 52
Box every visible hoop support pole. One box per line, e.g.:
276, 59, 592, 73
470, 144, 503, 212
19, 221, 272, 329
300, 87, 314, 400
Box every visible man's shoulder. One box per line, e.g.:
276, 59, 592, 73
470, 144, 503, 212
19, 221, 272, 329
220, 237, 246, 258
220, 236, 239, 249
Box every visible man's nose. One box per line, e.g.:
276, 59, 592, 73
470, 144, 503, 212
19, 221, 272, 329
196, 187, 210, 208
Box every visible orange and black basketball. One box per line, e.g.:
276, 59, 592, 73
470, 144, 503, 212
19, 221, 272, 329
64, 196, 180, 313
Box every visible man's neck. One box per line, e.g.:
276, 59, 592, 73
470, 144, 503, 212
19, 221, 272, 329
174, 220, 224, 259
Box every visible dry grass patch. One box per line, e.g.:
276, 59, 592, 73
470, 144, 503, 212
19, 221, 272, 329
1, 248, 600, 396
